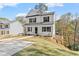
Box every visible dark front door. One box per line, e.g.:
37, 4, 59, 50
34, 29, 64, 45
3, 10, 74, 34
35, 27, 38, 35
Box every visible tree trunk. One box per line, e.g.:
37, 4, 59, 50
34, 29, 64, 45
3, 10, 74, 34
73, 19, 77, 50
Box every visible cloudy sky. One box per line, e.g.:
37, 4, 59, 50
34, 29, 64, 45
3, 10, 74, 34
0, 3, 79, 20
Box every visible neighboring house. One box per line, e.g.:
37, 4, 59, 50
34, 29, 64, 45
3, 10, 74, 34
0, 18, 10, 35
23, 4, 55, 36
9, 20, 24, 35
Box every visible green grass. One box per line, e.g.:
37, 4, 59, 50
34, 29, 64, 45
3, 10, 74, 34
13, 36, 79, 56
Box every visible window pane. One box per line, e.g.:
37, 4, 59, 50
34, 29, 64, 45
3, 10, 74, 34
42, 27, 46, 32
29, 18, 36, 23
33, 18, 36, 22
0, 25, 2, 28
43, 16, 49, 22
29, 19, 32, 23
1, 31, 3, 35
27, 27, 32, 32
47, 27, 51, 32
5, 25, 9, 28
7, 31, 9, 34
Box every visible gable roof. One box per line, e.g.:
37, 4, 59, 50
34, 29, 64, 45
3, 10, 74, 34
27, 9, 43, 16
26, 9, 54, 18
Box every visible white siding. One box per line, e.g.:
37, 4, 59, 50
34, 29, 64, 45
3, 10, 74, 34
9, 21, 24, 35
24, 14, 54, 23
22, 9, 55, 36
25, 24, 54, 36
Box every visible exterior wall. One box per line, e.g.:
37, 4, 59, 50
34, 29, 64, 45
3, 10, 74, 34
24, 14, 54, 24
9, 21, 24, 35
0, 24, 9, 35
24, 14, 55, 36
25, 24, 54, 36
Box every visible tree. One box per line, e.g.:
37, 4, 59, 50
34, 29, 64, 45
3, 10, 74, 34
73, 14, 78, 50
56, 13, 74, 47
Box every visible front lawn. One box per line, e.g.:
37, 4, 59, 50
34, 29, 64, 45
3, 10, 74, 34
13, 36, 79, 56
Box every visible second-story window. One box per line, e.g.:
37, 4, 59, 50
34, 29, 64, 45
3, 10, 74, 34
29, 18, 36, 23
0, 25, 2, 28
5, 25, 9, 28
43, 16, 49, 22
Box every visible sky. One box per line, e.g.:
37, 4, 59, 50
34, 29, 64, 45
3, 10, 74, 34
0, 3, 79, 20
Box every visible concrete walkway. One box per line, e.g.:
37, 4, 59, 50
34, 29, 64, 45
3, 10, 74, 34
0, 37, 33, 56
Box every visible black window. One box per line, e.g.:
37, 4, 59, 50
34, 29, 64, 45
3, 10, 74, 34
1, 31, 4, 35
47, 27, 51, 32
0, 24, 2, 28
42, 27, 46, 32
27, 27, 32, 32
5, 25, 9, 28
7, 31, 9, 34
43, 16, 49, 22
42, 27, 51, 32
29, 18, 36, 23
29, 19, 32, 23
33, 18, 36, 22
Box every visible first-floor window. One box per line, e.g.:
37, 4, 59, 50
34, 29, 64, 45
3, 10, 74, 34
47, 27, 51, 32
27, 27, 32, 32
42, 27, 51, 32
1, 31, 4, 35
7, 31, 9, 34
42, 27, 46, 32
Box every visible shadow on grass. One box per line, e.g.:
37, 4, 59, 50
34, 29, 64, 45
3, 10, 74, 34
13, 45, 68, 56
57, 48, 79, 56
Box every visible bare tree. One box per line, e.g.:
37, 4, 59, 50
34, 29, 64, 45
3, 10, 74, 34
73, 14, 78, 50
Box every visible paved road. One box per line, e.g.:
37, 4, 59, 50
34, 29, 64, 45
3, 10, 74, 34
0, 39, 32, 56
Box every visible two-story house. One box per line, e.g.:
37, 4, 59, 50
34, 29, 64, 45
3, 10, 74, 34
23, 4, 55, 36
0, 18, 10, 35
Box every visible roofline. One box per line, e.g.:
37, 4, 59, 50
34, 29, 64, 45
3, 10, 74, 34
26, 12, 54, 18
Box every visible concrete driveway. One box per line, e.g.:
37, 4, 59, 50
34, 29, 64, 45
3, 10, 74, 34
0, 39, 32, 56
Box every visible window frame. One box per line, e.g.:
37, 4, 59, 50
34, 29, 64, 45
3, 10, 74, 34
5, 25, 9, 28
27, 27, 32, 32
29, 18, 36, 23
7, 31, 9, 34
1, 31, 4, 35
0, 24, 3, 28
43, 16, 49, 22
42, 27, 51, 32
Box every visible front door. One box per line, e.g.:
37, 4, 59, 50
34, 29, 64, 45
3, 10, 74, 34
35, 27, 38, 35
